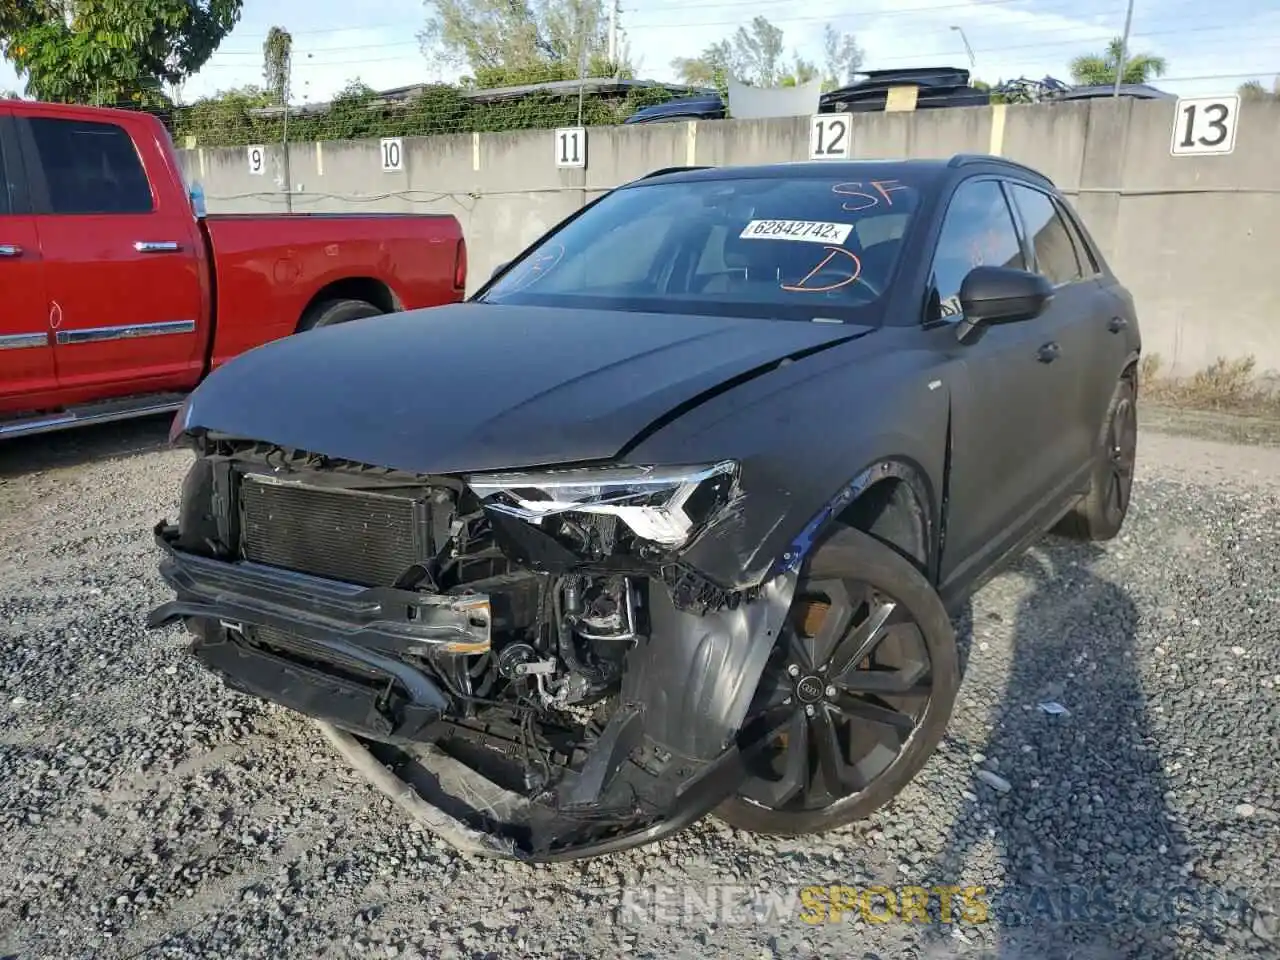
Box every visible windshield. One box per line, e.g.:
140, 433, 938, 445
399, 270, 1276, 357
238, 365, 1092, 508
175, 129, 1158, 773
478, 175, 926, 321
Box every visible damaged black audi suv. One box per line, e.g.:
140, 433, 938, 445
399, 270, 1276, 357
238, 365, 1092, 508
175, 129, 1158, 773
149, 155, 1142, 861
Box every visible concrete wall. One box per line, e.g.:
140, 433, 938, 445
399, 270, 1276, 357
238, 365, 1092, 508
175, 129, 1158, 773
178, 98, 1280, 377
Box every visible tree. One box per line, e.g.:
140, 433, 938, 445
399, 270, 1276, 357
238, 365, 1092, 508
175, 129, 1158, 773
1069, 37, 1166, 87
418, 0, 628, 86
263, 26, 292, 106
821, 23, 862, 89
0, 0, 243, 106
1238, 77, 1279, 100
672, 18, 861, 92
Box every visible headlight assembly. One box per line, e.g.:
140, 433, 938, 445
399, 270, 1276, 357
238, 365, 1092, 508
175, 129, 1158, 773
466, 461, 739, 548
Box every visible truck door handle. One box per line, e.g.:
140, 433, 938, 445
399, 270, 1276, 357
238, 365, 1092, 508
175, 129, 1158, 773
1037, 342, 1061, 363
134, 241, 182, 253
1108, 316, 1128, 333
0, 244, 22, 257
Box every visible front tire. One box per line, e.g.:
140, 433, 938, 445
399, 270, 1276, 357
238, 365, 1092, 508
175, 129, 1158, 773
1055, 374, 1137, 542
715, 525, 959, 837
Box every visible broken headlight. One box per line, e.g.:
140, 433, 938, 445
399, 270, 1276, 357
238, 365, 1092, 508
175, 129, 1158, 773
466, 461, 739, 549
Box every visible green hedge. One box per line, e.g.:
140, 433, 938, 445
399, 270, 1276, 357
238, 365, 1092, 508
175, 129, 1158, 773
170, 80, 678, 148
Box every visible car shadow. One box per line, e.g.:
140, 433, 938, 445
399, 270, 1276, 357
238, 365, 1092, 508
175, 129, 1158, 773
919, 537, 1248, 959
0, 414, 174, 480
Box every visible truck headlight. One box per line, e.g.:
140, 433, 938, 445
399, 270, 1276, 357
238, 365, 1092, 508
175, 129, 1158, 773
466, 461, 739, 548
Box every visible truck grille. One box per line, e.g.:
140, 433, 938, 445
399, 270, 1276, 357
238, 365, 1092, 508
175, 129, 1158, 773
238, 474, 428, 587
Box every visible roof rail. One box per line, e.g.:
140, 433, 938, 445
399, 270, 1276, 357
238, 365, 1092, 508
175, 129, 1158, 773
638, 165, 712, 180
948, 153, 1055, 186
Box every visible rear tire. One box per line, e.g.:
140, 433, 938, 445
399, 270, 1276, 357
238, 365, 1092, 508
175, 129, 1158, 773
715, 525, 959, 837
1055, 374, 1137, 542
296, 298, 383, 332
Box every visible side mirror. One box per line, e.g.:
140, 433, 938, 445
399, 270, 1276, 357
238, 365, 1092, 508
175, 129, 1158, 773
489, 260, 510, 283
956, 266, 1053, 338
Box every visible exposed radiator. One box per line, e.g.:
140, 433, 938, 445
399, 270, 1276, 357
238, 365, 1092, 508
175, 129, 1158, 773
238, 474, 428, 587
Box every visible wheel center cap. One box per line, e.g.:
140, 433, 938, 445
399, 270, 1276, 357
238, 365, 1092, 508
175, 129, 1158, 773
796, 675, 825, 704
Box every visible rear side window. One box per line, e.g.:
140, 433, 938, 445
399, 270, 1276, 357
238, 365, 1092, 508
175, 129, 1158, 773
1007, 184, 1081, 286
0, 126, 13, 216
26, 117, 153, 215
1054, 197, 1101, 275
927, 178, 1025, 321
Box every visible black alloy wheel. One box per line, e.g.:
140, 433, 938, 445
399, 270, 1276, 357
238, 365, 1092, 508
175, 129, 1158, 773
716, 525, 959, 837
1102, 386, 1137, 527
1056, 374, 1138, 542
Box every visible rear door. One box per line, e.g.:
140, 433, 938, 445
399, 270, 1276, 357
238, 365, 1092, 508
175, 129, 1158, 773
18, 111, 204, 400
1004, 182, 1107, 486
0, 110, 56, 418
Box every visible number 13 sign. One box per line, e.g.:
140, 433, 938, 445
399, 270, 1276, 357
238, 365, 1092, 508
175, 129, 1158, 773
1170, 95, 1240, 157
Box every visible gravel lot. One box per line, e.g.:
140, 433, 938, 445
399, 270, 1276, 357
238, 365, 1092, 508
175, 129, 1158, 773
1, 414, 1278, 960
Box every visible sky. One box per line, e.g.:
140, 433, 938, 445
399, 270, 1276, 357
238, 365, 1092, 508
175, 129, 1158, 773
1, 0, 1277, 103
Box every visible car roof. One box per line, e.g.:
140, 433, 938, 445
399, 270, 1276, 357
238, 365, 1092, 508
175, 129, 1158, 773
627, 155, 1054, 190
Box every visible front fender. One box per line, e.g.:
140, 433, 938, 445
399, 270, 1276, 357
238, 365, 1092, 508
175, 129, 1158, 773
630, 333, 951, 591
624, 572, 798, 760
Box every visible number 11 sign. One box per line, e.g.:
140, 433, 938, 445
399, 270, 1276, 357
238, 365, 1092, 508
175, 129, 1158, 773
554, 127, 586, 168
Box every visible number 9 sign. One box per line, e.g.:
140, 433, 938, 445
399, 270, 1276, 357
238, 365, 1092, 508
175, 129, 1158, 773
247, 144, 266, 175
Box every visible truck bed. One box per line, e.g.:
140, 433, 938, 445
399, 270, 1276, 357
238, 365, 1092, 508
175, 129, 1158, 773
201, 214, 466, 368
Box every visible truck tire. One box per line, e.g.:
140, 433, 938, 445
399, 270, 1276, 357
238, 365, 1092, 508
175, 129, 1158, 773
297, 298, 383, 332
1054, 374, 1137, 542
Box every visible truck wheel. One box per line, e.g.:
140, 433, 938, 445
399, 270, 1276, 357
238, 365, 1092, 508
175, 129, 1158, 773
716, 525, 959, 837
297, 298, 383, 332
1054, 374, 1137, 542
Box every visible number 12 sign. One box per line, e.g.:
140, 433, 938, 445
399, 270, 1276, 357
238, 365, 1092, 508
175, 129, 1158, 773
1170, 96, 1239, 157
809, 115, 851, 160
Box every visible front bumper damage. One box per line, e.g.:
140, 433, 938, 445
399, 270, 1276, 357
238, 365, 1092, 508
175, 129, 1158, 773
148, 521, 798, 861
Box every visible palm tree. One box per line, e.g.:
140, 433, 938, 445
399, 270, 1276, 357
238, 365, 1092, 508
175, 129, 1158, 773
1069, 37, 1167, 87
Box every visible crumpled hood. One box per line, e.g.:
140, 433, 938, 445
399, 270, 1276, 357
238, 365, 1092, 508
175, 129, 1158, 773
179, 302, 871, 474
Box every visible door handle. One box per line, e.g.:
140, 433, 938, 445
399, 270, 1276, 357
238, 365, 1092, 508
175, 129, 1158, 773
0, 244, 22, 257
1108, 316, 1128, 333
1037, 342, 1061, 363
134, 241, 181, 253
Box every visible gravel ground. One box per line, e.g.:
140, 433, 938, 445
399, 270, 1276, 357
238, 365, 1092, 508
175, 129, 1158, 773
1, 415, 1278, 960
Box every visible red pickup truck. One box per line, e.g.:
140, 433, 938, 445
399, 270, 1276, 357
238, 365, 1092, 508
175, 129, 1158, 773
0, 100, 467, 439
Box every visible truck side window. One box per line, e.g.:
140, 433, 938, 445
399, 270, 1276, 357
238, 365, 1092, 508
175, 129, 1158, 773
26, 117, 153, 215
1006, 183, 1081, 286
0, 128, 13, 216
926, 179, 1024, 322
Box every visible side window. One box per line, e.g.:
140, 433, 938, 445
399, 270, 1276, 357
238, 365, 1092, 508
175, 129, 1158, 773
927, 178, 1025, 321
26, 117, 153, 215
1008, 184, 1081, 286
1054, 198, 1101, 276
0, 127, 13, 216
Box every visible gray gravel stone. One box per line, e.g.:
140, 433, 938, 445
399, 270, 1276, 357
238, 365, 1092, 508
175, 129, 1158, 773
1, 419, 1278, 959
